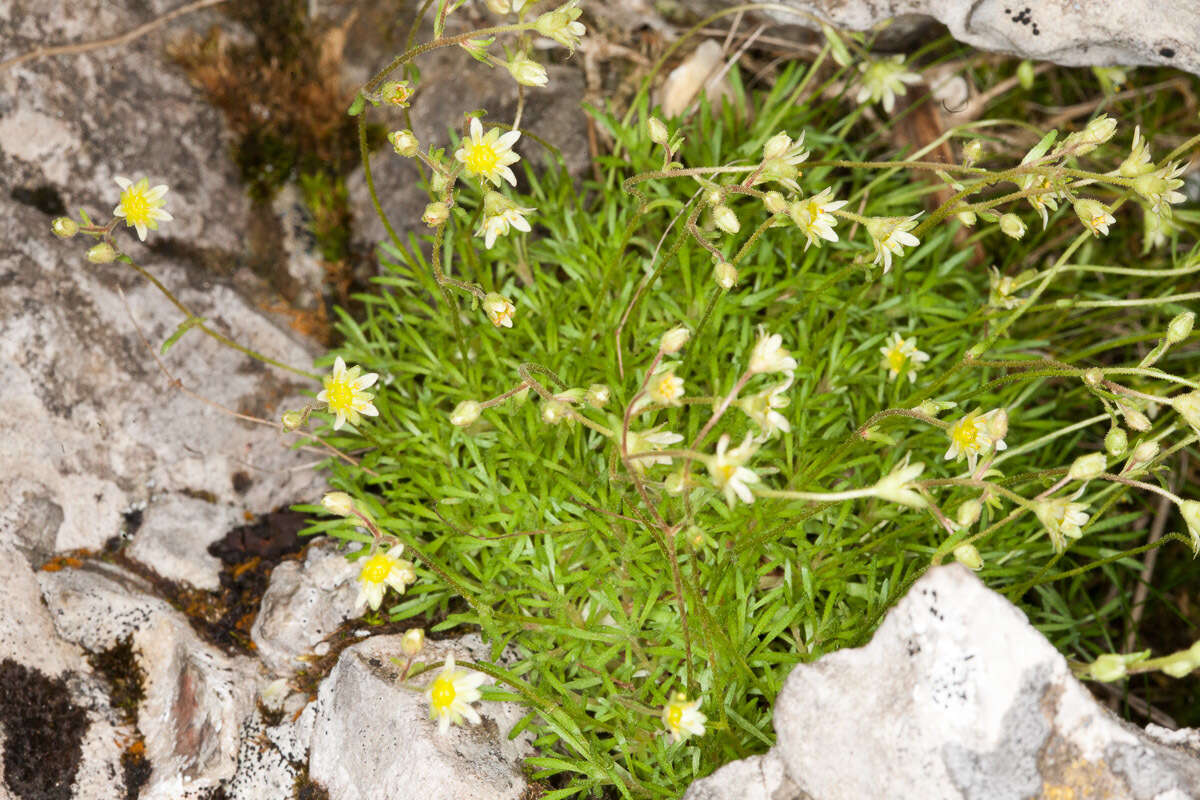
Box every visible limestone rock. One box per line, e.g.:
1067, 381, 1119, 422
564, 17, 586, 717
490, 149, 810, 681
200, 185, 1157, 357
307, 633, 536, 800
251, 537, 362, 675
38, 561, 260, 798
684, 565, 1200, 800
737, 1, 1199, 75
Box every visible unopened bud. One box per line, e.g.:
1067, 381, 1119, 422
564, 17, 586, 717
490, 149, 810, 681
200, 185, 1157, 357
322, 492, 356, 517
1119, 401, 1152, 432
1089, 653, 1128, 682
485, 0, 511, 13
962, 139, 984, 166
715, 261, 738, 290
713, 205, 740, 234
956, 499, 982, 528
541, 399, 570, 425
1083, 368, 1103, 387
957, 210, 977, 227
1167, 311, 1195, 344
1127, 440, 1160, 470
1077, 114, 1118, 154
1016, 60, 1035, 90
585, 384, 610, 409
999, 213, 1027, 240
1068, 452, 1107, 482
401, 628, 425, 656
52, 217, 78, 238
388, 129, 419, 157
763, 190, 788, 215
1104, 427, 1128, 457
762, 131, 792, 160
953, 542, 983, 571
422, 201, 450, 227
450, 400, 482, 427
664, 469, 687, 495
1172, 390, 1200, 430
86, 242, 117, 263
661, 326, 690, 354
647, 117, 669, 147
506, 53, 548, 87
281, 409, 306, 432
430, 170, 453, 195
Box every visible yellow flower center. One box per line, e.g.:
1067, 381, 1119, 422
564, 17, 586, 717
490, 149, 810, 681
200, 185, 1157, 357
326, 378, 355, 413
886, 347, 908, 373
464, 142, 499, 176
666, 705, 684, 729
431, 676, 456, 711
717, 463, 736, 482
952, 418, 979, 450
121, 190, 152, 224
361, 554, 392, 584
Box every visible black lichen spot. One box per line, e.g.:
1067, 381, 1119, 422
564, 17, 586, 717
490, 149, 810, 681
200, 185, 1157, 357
121, 744, 150, 800
0, 659, 89, 800
1032, 24, 1040, 36
9, 185, 66, 217
1161, 47, 1176, 58
231, 471, 253, 495
122, 507, 145, 537
85, 635, 146, 726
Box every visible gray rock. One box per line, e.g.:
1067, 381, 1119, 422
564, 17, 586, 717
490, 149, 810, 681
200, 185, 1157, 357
307, 633, 535, 800
127, 494, 243, 591
743, 1, 1199, 75
684, 565, 1200, 800
0, 0, 326, 557
38, 561, 260, 798
251, 537, 361, 675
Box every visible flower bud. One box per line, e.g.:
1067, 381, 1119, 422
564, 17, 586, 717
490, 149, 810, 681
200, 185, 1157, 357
1083, 368, 1103, 387
541, 399, 570, 425
450, 400, 482, 427
661, 326, 690, 354
956, 499, 982, 528
460, 37, 494, 61
999, 213, 1027, 240
715, 261, 738, 290
1078, 114, 1118, 153
647, 117, 669, 147
52, 217, 78, 238
430, 170, 453, 195
1068, 452, 1107, 482
534, 1, 586, 51
281, 409, 306, 432
1016, 60, 1035, 90
1178, 500, 1200, 554
1172, 390, 1200, 430
322, 491, 356, 517
664, 469, 687, 495
1127, 440, 1160, 471
763, 190, 788, 215
762, 131, 792, 160
956, 210, 977, 227
1161, 642, 1200, 678
485, 0, 511, 13
953, 542, 983, 571
401, 628, 425, 656
1119, 401, 1152, 432
1104, 427, 1127, 457
388, 129, 419, 157
86, 242, 117, 263
506, 53, 548, 87
1088, 653, 1128, 682
961, 139, 984, 166
585, 384, 610, 409
422, 202, 450, 227
381, 80, 414, 107
713, 205, 740, 234
1167, 311, 1195, 344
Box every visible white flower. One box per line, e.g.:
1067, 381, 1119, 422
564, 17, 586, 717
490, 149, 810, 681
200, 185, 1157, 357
533, 0, 585, 51
427, 653, 487, 735
865, 214, 921, 273
1020, 173, 1060, 229
737, 375, 792, 437
789, 187, 847, 250
355, 545, 416, 611
1033, 491, 1090, 553
708, 433, 759, 505
873, 456, 926, 508
756, 131, 809, 193
113, 176, 172, 241
317, 356, 380, 431
625, 427, 684, 471
483, 292, 516, 328
648, 369, 685, 406
856, 55, 922, 114
662, 692, 706, 743
749, 328, 797, 374
879, 331, 929, 383
454, 117, 522, 187
944, 408, 1006, 472
476, 192, 534, 249
1073, 198, 1115, 237
1133, 162, 1186, 217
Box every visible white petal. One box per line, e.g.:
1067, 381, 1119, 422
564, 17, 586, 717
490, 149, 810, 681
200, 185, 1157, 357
114, 176, 132, 189
354, 372, 379, 390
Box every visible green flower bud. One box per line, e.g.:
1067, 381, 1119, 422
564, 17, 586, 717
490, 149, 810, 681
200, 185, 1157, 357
661, 326, 690, 354
647, 117, 669, 147
715, 261, 738, 290
956, 499, 982, 528
450, 400, 482, 427
1167, 311, 1195, 344
1067, 453, 1107, 482
999, 213, 1027, 240
961, 139, 984, 166
1089, 653, 1128, 682
1016, 60, 1035, 90
953, 542, 983, 571
422, 201, 450, 227
401, 628, 426, 656
281, 409, 306, 432
321, 492, 356, 517
1104, 427, 1127, 457
388, 129, 419, 157
585, 384, 610, 409
86, 242, 117, 263
52, 217, 78, 238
